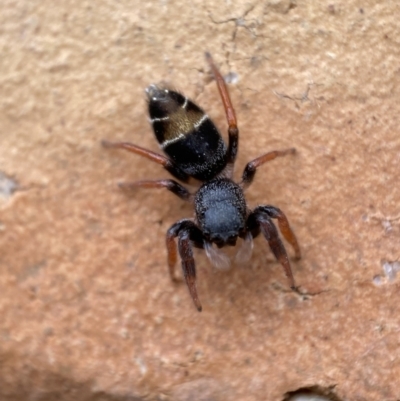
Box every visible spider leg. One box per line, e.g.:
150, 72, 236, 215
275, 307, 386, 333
118, 179, 192, 201
205, 52, 239, 167
166, 219, 204, 311
241, 148, 296, 189
253, 205, 301, 259
102, 140, 189, 182
247, 209, 296, 289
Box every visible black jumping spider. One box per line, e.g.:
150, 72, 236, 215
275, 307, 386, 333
103, 53, 301, 311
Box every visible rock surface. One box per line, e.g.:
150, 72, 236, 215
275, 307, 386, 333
1, 1, 399, 400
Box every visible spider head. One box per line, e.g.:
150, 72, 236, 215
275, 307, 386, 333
195, 178, 247, 248
209, 232, 238, 248
202, 210, 243, 248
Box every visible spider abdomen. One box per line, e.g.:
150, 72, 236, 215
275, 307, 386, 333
147, 85, 227, 181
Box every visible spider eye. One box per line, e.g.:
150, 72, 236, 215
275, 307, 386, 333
227, 235, 237, 246
212, 236, 224, 248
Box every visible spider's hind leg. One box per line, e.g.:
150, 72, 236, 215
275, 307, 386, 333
118, 179, 192, 202
102, 140, 189, 182
205, 52, 238, 169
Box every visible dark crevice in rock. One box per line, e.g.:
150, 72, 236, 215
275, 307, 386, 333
283, 385, 341, 401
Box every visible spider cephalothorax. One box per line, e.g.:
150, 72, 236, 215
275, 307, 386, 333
103, 53, 301, 311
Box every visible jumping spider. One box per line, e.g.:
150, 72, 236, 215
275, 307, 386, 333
103, 53, 301, 311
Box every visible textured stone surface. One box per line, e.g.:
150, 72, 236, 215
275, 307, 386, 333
1, 0, 400, 400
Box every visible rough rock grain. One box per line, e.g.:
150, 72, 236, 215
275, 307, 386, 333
1, 1, 399, 400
